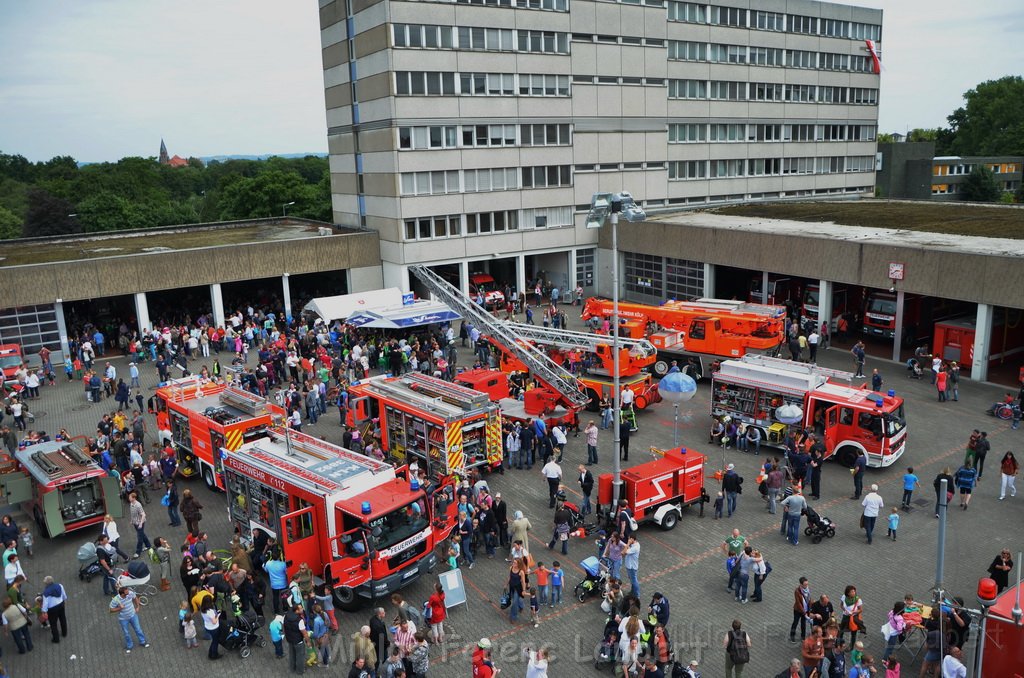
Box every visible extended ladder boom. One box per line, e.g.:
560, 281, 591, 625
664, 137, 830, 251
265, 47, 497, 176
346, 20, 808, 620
409, 266, 590, 409
507, 322, 656, 359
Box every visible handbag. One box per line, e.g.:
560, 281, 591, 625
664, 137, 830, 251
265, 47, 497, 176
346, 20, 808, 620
859, 515, 865, 529
881, 621, 894, 640
499, 588, 511, 610
160, 493, 171, 507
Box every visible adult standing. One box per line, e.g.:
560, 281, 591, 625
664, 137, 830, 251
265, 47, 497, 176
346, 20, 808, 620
578, 465, 594, 515
766, 463, 784, 515
723, 619, 751, 677
781, 488, 806, 546
427, 582, 446, 644
619, 416, 632, 461
369, 607, 391, 671
40, 575, 69, 643
861, 485, 884, 544
1, 598, 33, 654
0, 516, 18, 547
283, 603, 308, 675
541, 458, 562, 509
584, 420, 599, 465
624, 535, 641, 598
791, 577, 811, 643
201, 598, 223, 660
509, 510, 531, 557
880, 601, 906, 663
807, 439, 824, 500
264, 552, 289, 615
1000, 451, 1019, 500
128, 492, 152, 558
801, 626, 825, 678
722, 529, 748, 593
850, 451, 867, 500
954, 460, 977, 510
721, 464, 742, 517
109, 585, 150, 653
933, 467, 955, 517
807, 329, 819, 364
165, 479, 181, 527
493, 492, 509, 548
548, 504, 571, 556
97, 535, 118, 595
458, 510, 475, 569
507, 558, 527, 624
733, 546, 752, 604
851, 341, 866, 378
838, 585, 864, 647
603, 533, 625, 582
948, 361, 960, 401
750, 550, 767, 603
181, 489, 203, 535
973, 431, 991, 480
988, 549, 1014, 593
941, 646, 968, 678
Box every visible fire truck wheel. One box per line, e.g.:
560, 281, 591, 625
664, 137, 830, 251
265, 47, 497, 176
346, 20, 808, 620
635, 395, 648, 410
33, 506, 50, 539
653, 360, 669, 377
202, 467, 216, 490
835, 446, 859, 469
659, 511, 679, 531
333, 586, 359, 611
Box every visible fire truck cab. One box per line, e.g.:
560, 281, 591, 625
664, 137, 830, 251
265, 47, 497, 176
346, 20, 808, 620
0, 344, 24, 386
711, 355, 907, 468
0, 439, 121, 538
223, 429, 454, 609
155, 378, 284, 491
347, 372, 504, 479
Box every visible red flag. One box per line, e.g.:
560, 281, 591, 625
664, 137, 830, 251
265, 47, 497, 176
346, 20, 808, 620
865, 40, 881, 74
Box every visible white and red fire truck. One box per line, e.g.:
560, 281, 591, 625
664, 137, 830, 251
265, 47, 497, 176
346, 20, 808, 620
710, 355, 907, 468
0, 439, 121, 538
595, 446, 707, 531
222, 428, 456, 609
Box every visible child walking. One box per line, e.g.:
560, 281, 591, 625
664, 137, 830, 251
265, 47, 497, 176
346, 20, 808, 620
18, 526, 32, 557
533, 561, 550, 605
526, 586, 540, 628
550, 561, 564, 607
182, 611, 198, 648
714, 492, 724, 519
887, 508, 900, 541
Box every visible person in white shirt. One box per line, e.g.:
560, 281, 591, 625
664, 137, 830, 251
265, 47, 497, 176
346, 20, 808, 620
551, 425, 568, 463
4, 552, 25, 585
620, 387, 635, 409
807, 330, 820, 363
941, 645, 967, 678
541, 459, 562, 508
525, 646, 550, 678
861, 484, 885, 544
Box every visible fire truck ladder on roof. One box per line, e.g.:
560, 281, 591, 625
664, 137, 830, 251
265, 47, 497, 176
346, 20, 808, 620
267, 428, 393, 474
409, 265, 591, 410
738, 354, 855, 382
401, 373, 492, 410
507, 323, 657, 360
685, 298, 786, 318
220, 386, 268, 416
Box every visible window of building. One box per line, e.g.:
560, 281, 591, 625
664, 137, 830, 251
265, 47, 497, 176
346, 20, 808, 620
519, 74, 570, 96
668, 160, 707, 180
850, 88, 878, 104
624, 252, 663, 297
393, 24, 456, 49
709, 80, 747, 100
456, 26, 515, 51
458, 0, 513, 6
521, 206, 572, 229
748, 157, 782, 176
404, 214, 462, 241
846, 156, 875, 172
708, 44, 747, 63
849, 55, 873, 73
710, 159, 745, 177
667, 40, 706, 61
784, 84, 816, 102
709, 123, 745, 142
749, 47, 783, 66
395, 71, 457, 95
668, 123, 706, 143
665, 257, 703, 300
753, 10, 785, 31
749, 123, 782, 141
667, 1, 706, 23
788, 15, 818, 35
461, 124, 517, 147
512, 0, 568, 10
816, 156, 845, 174
521, 165, 572, 188
850, 22, 881, 41
820, 124, 846, 141
576, 247, 596, 289
784, 124, 815, 142
460, 72, 515, 96
848, 125, 876, 141
520, 123, 571, 146
750, 82, 783, 101
620, 36, 643, 45
818, 53, 849, 71
786, 50, 815, 69
783, 156, 815, 174
821, 19, 849, 37
398, 125, 458, 150
465, 210, 519, 234
517, 30, 569, 53
0, 303, 59, 358
709, 6, 747, 27
400, 170, 461, 196
463, 167, 520, 192
668, 79, 706, 99
818, 86, 848, 104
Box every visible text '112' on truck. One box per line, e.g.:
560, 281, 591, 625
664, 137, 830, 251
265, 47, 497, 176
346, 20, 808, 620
222, 428, 456, 609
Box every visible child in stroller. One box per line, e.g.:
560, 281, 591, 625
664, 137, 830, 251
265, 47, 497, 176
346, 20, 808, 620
905, 359, 923, 379
574, 556, 611, 602
77, 541, 102, 582
594, 615, 620, 670
802, 505, 836, 543
220, 608, 266, 659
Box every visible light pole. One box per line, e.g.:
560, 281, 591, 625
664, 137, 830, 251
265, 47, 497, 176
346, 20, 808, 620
282, 201, 295, 217
586, 192, 645, 499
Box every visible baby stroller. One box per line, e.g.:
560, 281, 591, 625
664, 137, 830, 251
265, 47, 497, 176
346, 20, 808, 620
906, 359, 923, 379
115, 560, 158, 605
574, 556, 611, 602
594, 615, 620, 670
77, 541, 102, 582
221, 609, 266, 659
802, 505, 836, 544
556, 492, 595, 533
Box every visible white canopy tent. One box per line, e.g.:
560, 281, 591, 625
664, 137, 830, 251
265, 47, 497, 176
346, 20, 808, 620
303, 288, 403, 323
346, 299, 461, 329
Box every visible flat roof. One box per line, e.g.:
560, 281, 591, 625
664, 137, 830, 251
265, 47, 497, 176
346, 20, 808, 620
704, 200, 1024, 244
0, 218, 358, 268
652, 201, 1024, 256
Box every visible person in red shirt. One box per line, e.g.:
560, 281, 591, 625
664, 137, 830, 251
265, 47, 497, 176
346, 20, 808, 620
472, 638, 498, 678
427, 582, 447, 643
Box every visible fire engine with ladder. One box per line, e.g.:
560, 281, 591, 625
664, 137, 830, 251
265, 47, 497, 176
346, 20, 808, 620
581, 297, 787, 376
222, 428, 455, 608
710, 355, 907, 468
154, 377, 285, 490
0, 439, 121, 538
346, 372, 503, 480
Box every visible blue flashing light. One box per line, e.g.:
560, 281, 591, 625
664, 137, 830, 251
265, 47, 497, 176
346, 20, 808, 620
361, 501, 372, 515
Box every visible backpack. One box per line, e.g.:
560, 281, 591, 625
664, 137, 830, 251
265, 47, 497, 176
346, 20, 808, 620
726, 629, 750, 664
423, 600, 432, 622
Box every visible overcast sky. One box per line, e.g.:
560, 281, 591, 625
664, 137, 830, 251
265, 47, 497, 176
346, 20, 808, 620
1, 0, 1022, 162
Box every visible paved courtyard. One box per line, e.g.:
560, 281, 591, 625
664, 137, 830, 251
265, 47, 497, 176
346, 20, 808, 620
2, 325, 1020, 677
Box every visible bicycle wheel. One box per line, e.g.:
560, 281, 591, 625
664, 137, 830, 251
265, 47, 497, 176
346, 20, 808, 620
137, 594, 149, 606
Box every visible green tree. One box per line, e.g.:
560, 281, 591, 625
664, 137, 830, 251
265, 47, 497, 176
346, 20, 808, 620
959, 165, 1002, 202
0, 205, 22, 239
906, 128, 939, 143
217, 169, 312, 219
22, 188, 79, 237
943, 76, 1024, 156
877, 132, 896, 144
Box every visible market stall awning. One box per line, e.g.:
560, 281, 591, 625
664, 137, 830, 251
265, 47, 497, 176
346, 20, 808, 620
346, 300, 461, 328
303, 288, 403, 323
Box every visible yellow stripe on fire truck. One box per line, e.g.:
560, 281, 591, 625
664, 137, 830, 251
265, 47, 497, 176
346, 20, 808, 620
225, 429, 243, 451
445, 424, 464, 475
485, 416, 502, 465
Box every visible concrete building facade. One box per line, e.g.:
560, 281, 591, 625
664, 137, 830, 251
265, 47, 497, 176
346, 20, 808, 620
319, 0, 882, 296
876, 141, 1024, 201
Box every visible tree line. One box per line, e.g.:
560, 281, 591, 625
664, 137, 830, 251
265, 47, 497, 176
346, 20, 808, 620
0, 153, 332, 239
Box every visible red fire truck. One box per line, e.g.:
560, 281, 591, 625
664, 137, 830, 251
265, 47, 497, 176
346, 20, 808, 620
154, 377, 285, 490
710, 355, 907, 468
933, 312, 1024, 369
0, 439, 121, 538
222, 429, 455, 608
801, 283, 864, 330
595, 446, 706, 531
347, 372, 504, 479
0, 344, 24, 386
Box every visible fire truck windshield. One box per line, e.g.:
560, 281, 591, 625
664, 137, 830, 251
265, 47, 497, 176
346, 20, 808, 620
884, 404, 906, 437
367, 501, 428, 551
804, 289, 819, 306
0, 356, 22, 369
867, 297, 897, 316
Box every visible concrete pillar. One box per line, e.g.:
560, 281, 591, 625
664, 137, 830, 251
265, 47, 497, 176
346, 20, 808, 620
54, 299, 70, 360
817, 279, 833, 336
971, 303, 993, 382
382, 263, 409, 293
516, 254, 527, 301
568, 249, 578, 295
891, 290, 905, 362
134, 292, 151, 337
703, 263, 716, 299
459, 260, 470, 298
210, 283, 225, 329
282, 274, 293, 322
761, 271, 769, 304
